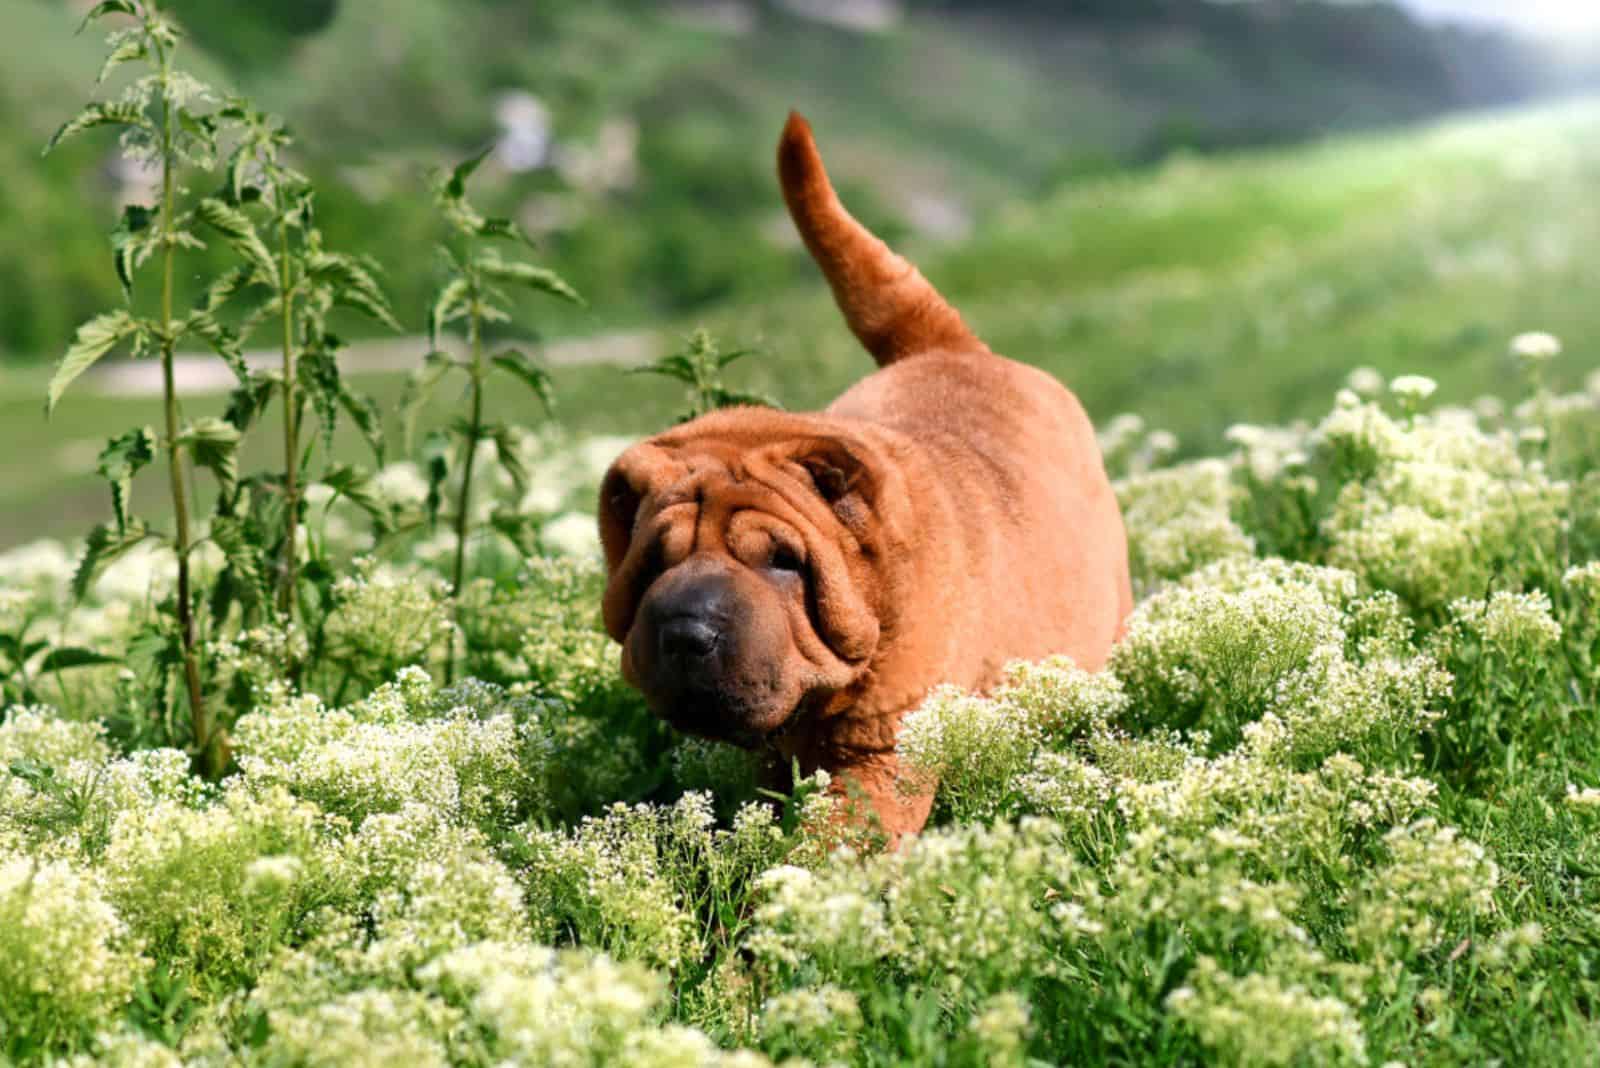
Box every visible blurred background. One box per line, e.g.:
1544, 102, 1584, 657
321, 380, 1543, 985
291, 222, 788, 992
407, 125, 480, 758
3, 0, 1599, 541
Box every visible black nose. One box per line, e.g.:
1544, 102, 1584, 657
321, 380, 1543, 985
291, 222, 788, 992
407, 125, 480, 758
660, 617, 720, 662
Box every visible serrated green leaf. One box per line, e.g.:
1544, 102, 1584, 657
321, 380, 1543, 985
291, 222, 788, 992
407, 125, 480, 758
238, 292, 283, 341
715, 388, 782, 411
428, 278, 471, 346
96, 426, 156, 534
298, 347, 341, 462
37, 647, 122, 673
478, 216, 534, 246
178, 310, 246, 381
339, 384, 385, 466
489, 508, 540, 555
309, 252, 401, 332
474, 255, 584, 306
97, 34, 147, 85
194, 197, 276, 282
111, 203, 156, 300
45, 101, 150, 154
177, 417, 241, 501
223, 374, 277, 434
320, 464, 392, 534
627, 353, 698, 385
399, 351, 456, 453
72, 520, 154, 602
488, 424, 529, 495
48, 310, 140, 414
489, 349, 555, 414
195, 263, 259, 316
78, 0, 138, 33
445, 147, 492, 200
209, 515, 270, 616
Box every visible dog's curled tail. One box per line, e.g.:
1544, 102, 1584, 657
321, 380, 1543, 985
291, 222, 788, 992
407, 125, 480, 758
778, 111, 986, 367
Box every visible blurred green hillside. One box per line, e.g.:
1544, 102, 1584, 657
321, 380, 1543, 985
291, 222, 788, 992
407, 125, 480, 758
4, 0, 1600, 544
4, 0, 1597, 360
8, 96, 1599, 544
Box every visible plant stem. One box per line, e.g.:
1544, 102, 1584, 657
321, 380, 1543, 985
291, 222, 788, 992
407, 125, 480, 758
153, 34, 223, 778
276, 187, 299, 622
445, 295, 484, 684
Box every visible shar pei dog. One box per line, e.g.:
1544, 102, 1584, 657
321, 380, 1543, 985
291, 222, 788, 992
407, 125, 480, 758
598, 113, 1132, 839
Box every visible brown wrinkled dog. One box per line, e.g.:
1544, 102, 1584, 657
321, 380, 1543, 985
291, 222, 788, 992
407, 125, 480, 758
599, 113, 1132, 839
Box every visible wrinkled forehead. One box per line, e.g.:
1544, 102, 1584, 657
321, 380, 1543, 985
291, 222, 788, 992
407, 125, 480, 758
645, 446, 809, 526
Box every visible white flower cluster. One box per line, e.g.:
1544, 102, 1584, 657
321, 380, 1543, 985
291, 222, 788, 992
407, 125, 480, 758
1116, 459, 1255, 590
232, 670, 549, 829
1314, 398, 1569, 612
0, 853, 143, 1049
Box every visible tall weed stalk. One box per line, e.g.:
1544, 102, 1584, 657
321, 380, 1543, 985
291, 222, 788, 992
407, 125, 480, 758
405, 150, 583, 681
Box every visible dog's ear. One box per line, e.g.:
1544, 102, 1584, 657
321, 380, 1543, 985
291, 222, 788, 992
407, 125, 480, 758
598, 444, 672, 575
789, 437, 883, 535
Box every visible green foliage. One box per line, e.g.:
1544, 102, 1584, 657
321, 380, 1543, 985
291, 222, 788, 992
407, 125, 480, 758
630, 328, 780, 423
416, 150, 582, 680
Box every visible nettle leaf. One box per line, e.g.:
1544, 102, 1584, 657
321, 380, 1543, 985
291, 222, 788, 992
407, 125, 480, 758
111, 203, 156, 299
177, 417, 241, 501
489, 508, 540, 555
489, 424, 529, 495
399, 351, 457, 452
490, 348, 555, 413
298, 347, 342, 462
48, 310, 141, 414
308, 252, 401, 332
444, 146, 492, 201
223, 373, 277, 434
339, 384, 386, 466
97, 33, 147, 86
195, 197, 276, 282
714, 388, 782, 411
238, 293, 283, 341
209, 515, 271, 616
196, 263, 260, 316
37, 647, 122, 674
628, 352, 698, 385
45, 101, 150, 153
478, 216, 532, 245
320, 464, 392, 533
428, 278, 471, 346
474, 254, 584, 306
421, 430, 451, 527
96, 426, 156, 533
72, 520, 154, 602
178, 310, 246, 382
78, 0, 138, 31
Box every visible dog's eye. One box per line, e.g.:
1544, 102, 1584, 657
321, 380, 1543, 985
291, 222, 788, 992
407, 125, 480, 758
768, 545, 805, 574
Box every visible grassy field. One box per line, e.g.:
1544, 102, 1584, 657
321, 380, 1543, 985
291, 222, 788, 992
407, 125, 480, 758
10, 97, 1599, 545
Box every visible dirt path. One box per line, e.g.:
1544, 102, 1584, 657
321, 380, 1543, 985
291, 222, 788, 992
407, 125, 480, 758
87, 328, 659, 397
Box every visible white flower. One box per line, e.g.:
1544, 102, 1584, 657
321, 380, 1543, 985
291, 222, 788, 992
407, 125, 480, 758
1389, 375, 1438, 402
1565, 784, 1600, 809
1510, 331, 1562, 362
1346, 366, 1386, 396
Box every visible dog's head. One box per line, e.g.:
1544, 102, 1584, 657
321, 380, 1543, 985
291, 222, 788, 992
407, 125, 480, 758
598, 409, 909, 745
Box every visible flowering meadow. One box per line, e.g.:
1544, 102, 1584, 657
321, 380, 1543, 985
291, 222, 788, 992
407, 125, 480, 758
4, 339, 1600, 1066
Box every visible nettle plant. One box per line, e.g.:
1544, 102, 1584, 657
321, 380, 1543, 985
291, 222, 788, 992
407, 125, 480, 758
632, 327, 780, 423
402, 150, 583, 680
43, 0, 398, 774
